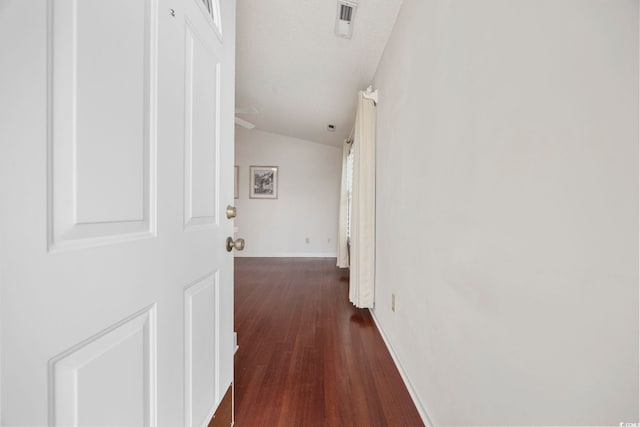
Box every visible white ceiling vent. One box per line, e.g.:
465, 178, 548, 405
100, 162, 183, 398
335, 1, 357, 39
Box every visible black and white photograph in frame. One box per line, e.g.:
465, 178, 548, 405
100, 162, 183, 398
250, 166, 278, 199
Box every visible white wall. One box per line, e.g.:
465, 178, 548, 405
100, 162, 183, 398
372, 1, 638, 425
234, 127, 342, 257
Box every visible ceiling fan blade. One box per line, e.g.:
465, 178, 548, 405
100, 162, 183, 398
235, 106, 259, 115
235, 116, 255, 129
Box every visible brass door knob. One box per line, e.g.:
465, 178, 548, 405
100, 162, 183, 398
226, 237, 245, 252
226, 205, 237, 219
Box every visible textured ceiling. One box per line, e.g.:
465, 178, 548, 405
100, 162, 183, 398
235, 0, 403, 146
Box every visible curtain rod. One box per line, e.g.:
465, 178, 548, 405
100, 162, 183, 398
362, 85, 378, 105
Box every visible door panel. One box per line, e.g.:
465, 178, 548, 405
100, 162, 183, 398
184, 20, 220, 229
184, 273, 219, 427
0, 0, 236, 425
49, 0, 157, 249
72, 0, 151, 226
51, 307, 156, 426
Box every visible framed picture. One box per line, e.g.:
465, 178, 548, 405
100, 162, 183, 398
234, 166, 239, 199
250, 166, 278, 199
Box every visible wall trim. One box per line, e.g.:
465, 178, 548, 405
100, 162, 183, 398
235, 253, 337, 258
369, 308, 435, 427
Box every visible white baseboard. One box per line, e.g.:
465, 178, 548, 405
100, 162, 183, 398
235, 253, 337, 258
369, 308, 435, 427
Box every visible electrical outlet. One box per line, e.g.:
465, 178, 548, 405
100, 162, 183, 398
391, 293, 396, 312
305, 237, 310, 244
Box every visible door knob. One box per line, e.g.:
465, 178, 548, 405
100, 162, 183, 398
226, 205, 237, 219
226, 237, 245, 252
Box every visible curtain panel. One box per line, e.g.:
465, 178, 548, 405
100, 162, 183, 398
349, 91, 376, 308
337, 140, 351, 268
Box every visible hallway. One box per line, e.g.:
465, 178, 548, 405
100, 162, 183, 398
234, 258, 424, 427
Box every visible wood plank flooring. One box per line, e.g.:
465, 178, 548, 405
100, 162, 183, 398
234, 257, 424, 427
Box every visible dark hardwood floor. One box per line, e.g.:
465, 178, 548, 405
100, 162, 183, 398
234, 257, 424, 427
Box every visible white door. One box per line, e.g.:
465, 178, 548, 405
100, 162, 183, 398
0, 0, 236, 425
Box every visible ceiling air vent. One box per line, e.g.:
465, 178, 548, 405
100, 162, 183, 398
335, 1, 357, 39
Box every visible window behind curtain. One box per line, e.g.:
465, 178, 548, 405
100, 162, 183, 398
346, 146, 354, 240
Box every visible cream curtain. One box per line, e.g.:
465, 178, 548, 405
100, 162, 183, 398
337, 139, 351, 268
349, 91, 376, 308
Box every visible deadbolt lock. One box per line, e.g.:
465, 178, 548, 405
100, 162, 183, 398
226, 205, 237, 219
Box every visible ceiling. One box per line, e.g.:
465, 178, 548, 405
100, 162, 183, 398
235, 0, 404, 146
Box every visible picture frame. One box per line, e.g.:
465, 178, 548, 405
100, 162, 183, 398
234, 165, 239, 199
249, 166, 278, 199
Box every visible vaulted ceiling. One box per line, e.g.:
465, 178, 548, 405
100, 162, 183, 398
235, 0, 403, 146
